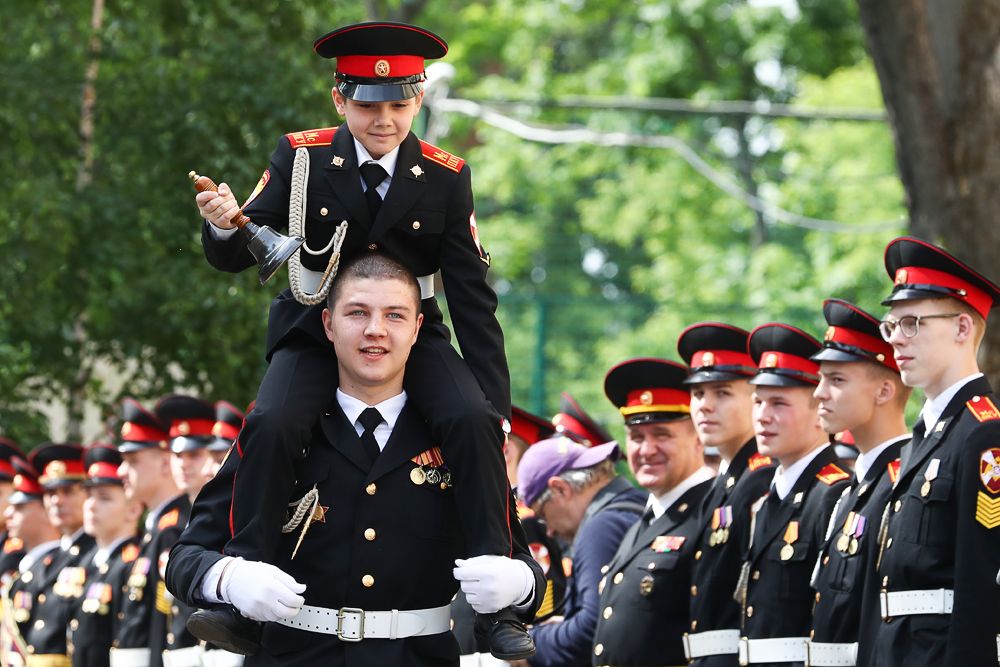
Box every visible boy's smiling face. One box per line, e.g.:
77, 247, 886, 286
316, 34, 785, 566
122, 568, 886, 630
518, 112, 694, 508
332, 89, 423, 160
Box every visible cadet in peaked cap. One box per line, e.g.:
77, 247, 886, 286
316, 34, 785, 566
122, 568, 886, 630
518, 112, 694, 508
0, 438, 24, 544
737, 322, 850, 666
20, 444, 96, 663
552, 392, 613, 446
155, 395, 216, 454
870, 238, 1000, 666
118, 398, 169, 453
70, 445, 143, 667
595, 358, 713, 667
209, 401, 245, 457
808, 300, 910, 665
677, 323, 775, 666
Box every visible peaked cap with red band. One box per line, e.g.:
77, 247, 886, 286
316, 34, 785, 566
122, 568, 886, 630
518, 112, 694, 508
748, 323, 822, 387
30, 442, 86, 490
155, 395, 215, 454
882, 236, 1000, 319
313, 22, 448, 102
210, 401, 245, 453
812, 299, 898, 372
510, 406, 556, 447
84, 445, 123, 487
605, 358, 692, 426
119, 398, 169, 453
0, 438, 23, 482
677, 322, 756, 385
9, 456, 42, 505
552, 393, 613, 446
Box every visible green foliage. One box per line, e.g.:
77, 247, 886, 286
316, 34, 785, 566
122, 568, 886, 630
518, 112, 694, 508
0, 0, 909, 445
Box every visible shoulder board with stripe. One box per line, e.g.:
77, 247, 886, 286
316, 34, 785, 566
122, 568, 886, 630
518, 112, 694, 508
817, 463, 850, 485
420, 140, 465, 173
967, 395, 1000, 422
3, 537, 22, 554
887, 458, 901, 484
157, 508, 180, 530
284, 126, 339, 149
748, 453, 773, 471
121, 543, 140, 563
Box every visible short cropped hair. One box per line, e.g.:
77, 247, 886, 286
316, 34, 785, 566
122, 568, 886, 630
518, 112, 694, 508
327, 252, 421, 310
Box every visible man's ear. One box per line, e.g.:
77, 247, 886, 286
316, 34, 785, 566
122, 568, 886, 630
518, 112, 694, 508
955, 312, 975, 343
322, 307, 336, 344
331, 88, 348, 116
874, 377, 896, 407
547, 477, 570, 498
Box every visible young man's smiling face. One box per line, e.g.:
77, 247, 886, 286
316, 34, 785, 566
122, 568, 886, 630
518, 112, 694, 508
332, 89, 423, 160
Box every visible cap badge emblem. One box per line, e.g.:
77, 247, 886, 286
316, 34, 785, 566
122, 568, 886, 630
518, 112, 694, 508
374, 59, 391, 77
764, 353, 778, 368
331, 156, 345, 167
121, 423, 132, 437
410, 165, 424, 177
88, 464, 101, 477
13, 475, 23, 487
894, 268, 908, 286
640, 391, 654, 406
47, 461, 67, 478
177, 421, 190, 435
212, 423, 223, 436
825, 326, 835, 341
701, 352, 715, 367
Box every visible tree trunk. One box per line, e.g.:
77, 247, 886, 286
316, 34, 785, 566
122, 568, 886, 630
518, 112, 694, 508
856, 0, 1000, 383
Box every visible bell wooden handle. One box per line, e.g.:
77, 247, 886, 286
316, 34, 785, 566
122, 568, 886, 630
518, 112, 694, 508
189, 171, 252, 229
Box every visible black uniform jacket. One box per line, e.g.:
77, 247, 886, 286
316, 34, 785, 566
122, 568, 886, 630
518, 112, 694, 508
869, 375, 1000, 667
591, 478, 713, 667
0, 533, 25, 578
811, 438, 904, 650
740, 446, 849, 655
113, 494, 191, 667
168, 401, 544, 667
2, 541, 61, 658
201, 125, 510, 418
689, 441, 776, 667
69, 537, 141, 667
23, 531, 96, 657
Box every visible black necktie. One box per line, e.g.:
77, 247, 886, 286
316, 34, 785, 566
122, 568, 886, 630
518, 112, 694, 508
358, 407, 383, 464
360, 162, 388, 220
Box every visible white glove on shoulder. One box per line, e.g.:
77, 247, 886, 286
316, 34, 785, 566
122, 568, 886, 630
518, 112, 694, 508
453, 555, 534, 614
221, 557, 306, 622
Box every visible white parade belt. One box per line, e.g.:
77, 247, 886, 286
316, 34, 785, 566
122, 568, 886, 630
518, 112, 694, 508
300, 268, 435, 300
738, 636, 808, 665
459, 654, 511, 666
276, 603, 451, 641
683, 629, 740, 658
108, 647, 151, 667
879, 588, 953, 619
805, 640, 858, 666
161, 645, 204, 667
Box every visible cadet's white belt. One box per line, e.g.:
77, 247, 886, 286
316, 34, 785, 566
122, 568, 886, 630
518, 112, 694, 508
276, 603, 451, 640
738, 637, 808, 665
300, 269, 435, 300
459, 654, 510, 666
805, 640, 857, 666
161, 645, 204, 667
683, 629, 740, 658
108, 647, 151, 667
201, 648, 244, 667
879, 588, 953, 619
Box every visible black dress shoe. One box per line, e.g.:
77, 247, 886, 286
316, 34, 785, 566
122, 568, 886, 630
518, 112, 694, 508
475, 607, 536, 660
187, 605, 262, 656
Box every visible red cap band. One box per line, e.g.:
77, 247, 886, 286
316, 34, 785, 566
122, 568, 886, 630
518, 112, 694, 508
824, 326, 898, 371
758, 351, 820, 376
120, 421, 168, 443
0, 461, 15, 478
336, 55, 425, 78
168, 418, 216, 439
894, 265, 992, 319
622, 387, 691, 415
87, 462, 121, 481
691, 349, 755, 370
40, 460, 86, 485
13, 474, 42, 496
212, 422, 241, 441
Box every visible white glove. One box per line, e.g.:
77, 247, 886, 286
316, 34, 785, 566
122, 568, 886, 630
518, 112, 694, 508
221, 557, 306, 622
453, 555, 534, 614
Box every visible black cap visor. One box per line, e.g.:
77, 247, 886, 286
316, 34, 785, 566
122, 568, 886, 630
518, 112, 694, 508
8, 491, 42, 506
881, 284, 963, 307
749, 369, 819, 387
624, 412, 692, 426
337, 76, 423, 102
170, 436, 212, 454
684, 368, 755, 385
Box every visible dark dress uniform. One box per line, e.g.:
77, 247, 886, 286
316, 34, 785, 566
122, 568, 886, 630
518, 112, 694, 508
3, 542, 63, 665
69, 538, 141, 667
677, 322, 778, 667
0, 535, 25, 581
865, 236, 1000, 667
167, 400, 544, 667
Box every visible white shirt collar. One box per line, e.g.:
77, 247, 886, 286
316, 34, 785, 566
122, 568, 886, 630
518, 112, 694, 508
854, 434, 910, 482
93, 536, 132, 568
19, 540, 60, 574
354, 139, 399, 184
772, 444, 829, 500
337, 389, 407, 451
648, 466, 715, 520
61, 527, 85, 552
922, 372, 983, 433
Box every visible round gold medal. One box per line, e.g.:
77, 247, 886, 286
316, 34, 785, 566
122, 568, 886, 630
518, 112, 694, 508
410, 467, 426, 485
780, 544, 794, 561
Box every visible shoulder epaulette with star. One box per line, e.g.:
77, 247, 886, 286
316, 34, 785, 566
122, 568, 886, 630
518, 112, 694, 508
122, 544, 140, 563
887, 458, 901, 484
748, 453, 773, 471
157, 508, 180, 531
285, 127, 339, 149
816, 463, 850, 485
967, 395, 1000, 422
419, 140, 465, 173
3, 537, 22, 554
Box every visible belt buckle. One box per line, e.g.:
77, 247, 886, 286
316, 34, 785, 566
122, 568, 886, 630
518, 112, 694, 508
337, 607, 365, 642
880, 589, 891, 621
738, 637, 749, 667
804, 639, 812, 667
682, 632, 692, 662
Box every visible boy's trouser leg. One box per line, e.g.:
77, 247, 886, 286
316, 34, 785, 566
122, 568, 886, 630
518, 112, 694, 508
225, 336, 338, 563
405, 334, 512, 557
